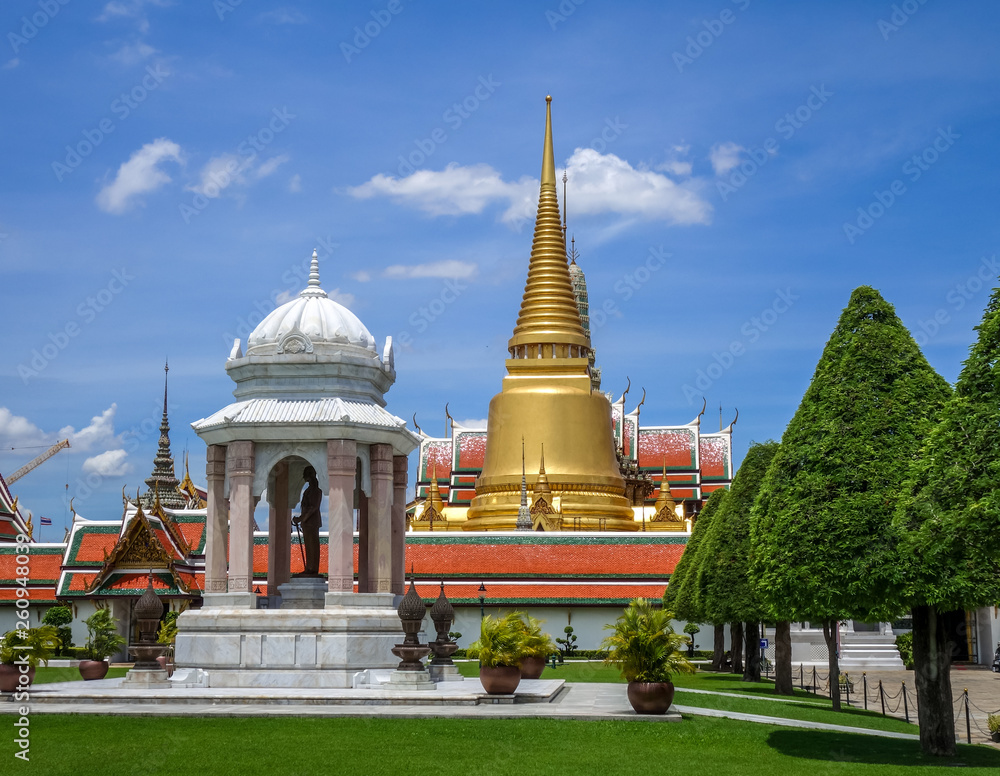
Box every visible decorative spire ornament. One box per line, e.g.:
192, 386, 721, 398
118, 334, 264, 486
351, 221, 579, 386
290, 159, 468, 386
516, 438, 532, 530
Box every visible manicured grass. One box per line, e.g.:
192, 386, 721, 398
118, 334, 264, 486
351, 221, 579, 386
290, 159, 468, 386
31, 666, 130, 684
457, 663, 917, 733
4, 715, 997, 775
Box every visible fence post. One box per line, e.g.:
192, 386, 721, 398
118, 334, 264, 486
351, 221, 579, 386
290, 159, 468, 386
799, 664, 803, 691
902, 681, 909, 723
863, 672, 868, 711
879, 679, 886, 716
812, 666, 817, 694
964, 689, 971, 745
844, 672, 850, 707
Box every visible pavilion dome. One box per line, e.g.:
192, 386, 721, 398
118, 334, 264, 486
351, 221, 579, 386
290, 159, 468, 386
246, 251, 376, 355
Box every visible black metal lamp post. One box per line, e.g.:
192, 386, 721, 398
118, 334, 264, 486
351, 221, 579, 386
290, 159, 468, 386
478, 582, 487, 620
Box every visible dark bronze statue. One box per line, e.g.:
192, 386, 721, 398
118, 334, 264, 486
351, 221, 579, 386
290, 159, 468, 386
293, 465, 322, 576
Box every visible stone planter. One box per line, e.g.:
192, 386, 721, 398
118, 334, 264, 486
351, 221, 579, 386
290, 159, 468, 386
626, 681, 675, 714
0, 664, 35, 693
519, 655, 546, 680
479, 665, 521, 695
78, 660, 109, 681
155, 656, 174, 677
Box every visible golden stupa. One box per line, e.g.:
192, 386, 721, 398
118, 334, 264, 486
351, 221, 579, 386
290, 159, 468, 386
465, 97, 636, 532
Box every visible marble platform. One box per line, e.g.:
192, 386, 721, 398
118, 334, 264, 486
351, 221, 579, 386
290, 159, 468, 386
173, 593, 403, 688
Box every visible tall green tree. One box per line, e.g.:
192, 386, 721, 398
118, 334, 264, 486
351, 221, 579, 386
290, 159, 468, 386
893, 284, 1000, 757
664, 488, 728, 669
751, 286, 950, 710
704, 440, 779, 683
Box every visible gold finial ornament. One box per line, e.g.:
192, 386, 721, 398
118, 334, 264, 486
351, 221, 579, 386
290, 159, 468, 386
466, 96, 634, 531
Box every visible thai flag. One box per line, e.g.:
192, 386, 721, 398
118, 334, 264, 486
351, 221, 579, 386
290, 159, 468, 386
40, 516, 52, 526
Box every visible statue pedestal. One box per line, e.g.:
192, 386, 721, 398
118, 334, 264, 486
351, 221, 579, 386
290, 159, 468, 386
279, 578, 327, 609
387, 669, 436, 691
428, 664, 463, 683
122, 667, 170, 688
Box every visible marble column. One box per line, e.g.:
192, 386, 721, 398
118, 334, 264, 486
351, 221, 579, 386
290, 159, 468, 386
391, 454, 408, 595
204, 444, 228, 594
369, 444, 393, 594
267, 460, 291, 592
226, 440, 255, 594
326, 440, 356, 593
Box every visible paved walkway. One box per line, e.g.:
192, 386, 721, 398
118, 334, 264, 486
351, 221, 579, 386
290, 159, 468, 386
6, 679, 931, 741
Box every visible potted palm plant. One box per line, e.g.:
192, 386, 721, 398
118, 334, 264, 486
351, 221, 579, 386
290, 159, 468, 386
156, 611, 179, 676
78, 608, 126, 680
515, 614, 557, 679
0, 625, 61, 692
602, 598, 695, 714
468, 612, 525, 694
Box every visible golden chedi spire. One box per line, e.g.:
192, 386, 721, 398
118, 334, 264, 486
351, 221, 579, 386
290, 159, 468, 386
532, 444, 551, 498
426, 463, 445, 516
508, 96, 590, 358
466, 96, 634, 532
649, 458, 683, 531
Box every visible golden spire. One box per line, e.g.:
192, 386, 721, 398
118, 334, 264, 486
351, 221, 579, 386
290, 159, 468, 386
653, 457, 675, 513
533, 443, 551, 497
426, 463, 445, 516
508, 96, 590, 356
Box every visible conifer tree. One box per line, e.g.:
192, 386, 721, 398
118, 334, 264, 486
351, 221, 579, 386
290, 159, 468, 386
751, 287, 950, 710
704, 440, 779, 682
893, 285, 1000, 757
664, 488, 728, 669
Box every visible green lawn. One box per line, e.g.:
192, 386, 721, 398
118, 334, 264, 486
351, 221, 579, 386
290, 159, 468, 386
457, 663, 917, 734
31, 666, 130, 684
4, 715, 997, 775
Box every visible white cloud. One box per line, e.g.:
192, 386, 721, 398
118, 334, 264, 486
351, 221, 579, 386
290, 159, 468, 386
709, 142, 744, 176
455, 418, 488, 430
0, 408, 47, 449
60, 405, 121, 452
275, 289, 295, 305
97, 138, 182, 214
329, 289, 356, 307
383, 260, 478, 280
256, 154, 290, 179
82, 449, 132, 477
110, 40, 157, 65
0, 405, 120, 453
258, 8, 308, 24
288, 173, 302, 192
348, 163, 537, 227
657, 160, 692, 176
3, 58, 19, 70
351, 270, 371, 282
348, 149, 712, 228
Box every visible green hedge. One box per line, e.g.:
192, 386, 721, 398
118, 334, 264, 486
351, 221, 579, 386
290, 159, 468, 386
895, 632, 914, 670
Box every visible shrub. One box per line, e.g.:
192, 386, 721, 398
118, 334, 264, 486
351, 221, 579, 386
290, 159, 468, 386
602, 599, 696, 683
81, 608, 126, 661
42, 605, 74, 656
467, 613, 524, 668
556, 625, 578, 658
515, 615, 558, 659
0, 626, 61, 668
895, 631, 914, 670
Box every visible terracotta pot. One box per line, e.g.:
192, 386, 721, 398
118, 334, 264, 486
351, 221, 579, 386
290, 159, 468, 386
479, 665, 522, 695
0, 664, 36, 693
79, 660, 109, 681
519, 655, 546, 680
155, 656, 174, 677
627, 681, 675, 714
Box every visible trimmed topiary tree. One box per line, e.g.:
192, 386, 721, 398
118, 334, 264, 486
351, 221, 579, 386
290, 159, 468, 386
893, 283, 1000, 757
42, 605, 73, 657
664, 488, 729, 670
751, 286, 950, 710
703, 440, 779, 683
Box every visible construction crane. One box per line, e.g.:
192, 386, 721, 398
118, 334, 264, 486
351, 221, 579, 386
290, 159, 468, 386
7, 439, 71, 484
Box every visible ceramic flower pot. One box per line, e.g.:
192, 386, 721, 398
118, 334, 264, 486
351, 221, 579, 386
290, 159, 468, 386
479, 665, 522, 694
78, 660, 109, 681
155, 655, 174, 676
626, 681, 675, 714
0, 664, 35, 693
519, 655, 546, 680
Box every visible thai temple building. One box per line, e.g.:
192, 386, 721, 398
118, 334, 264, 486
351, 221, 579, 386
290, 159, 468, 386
2, 97, 996, 663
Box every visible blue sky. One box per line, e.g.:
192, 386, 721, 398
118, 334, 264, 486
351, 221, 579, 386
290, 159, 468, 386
2, 0, 998, 540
